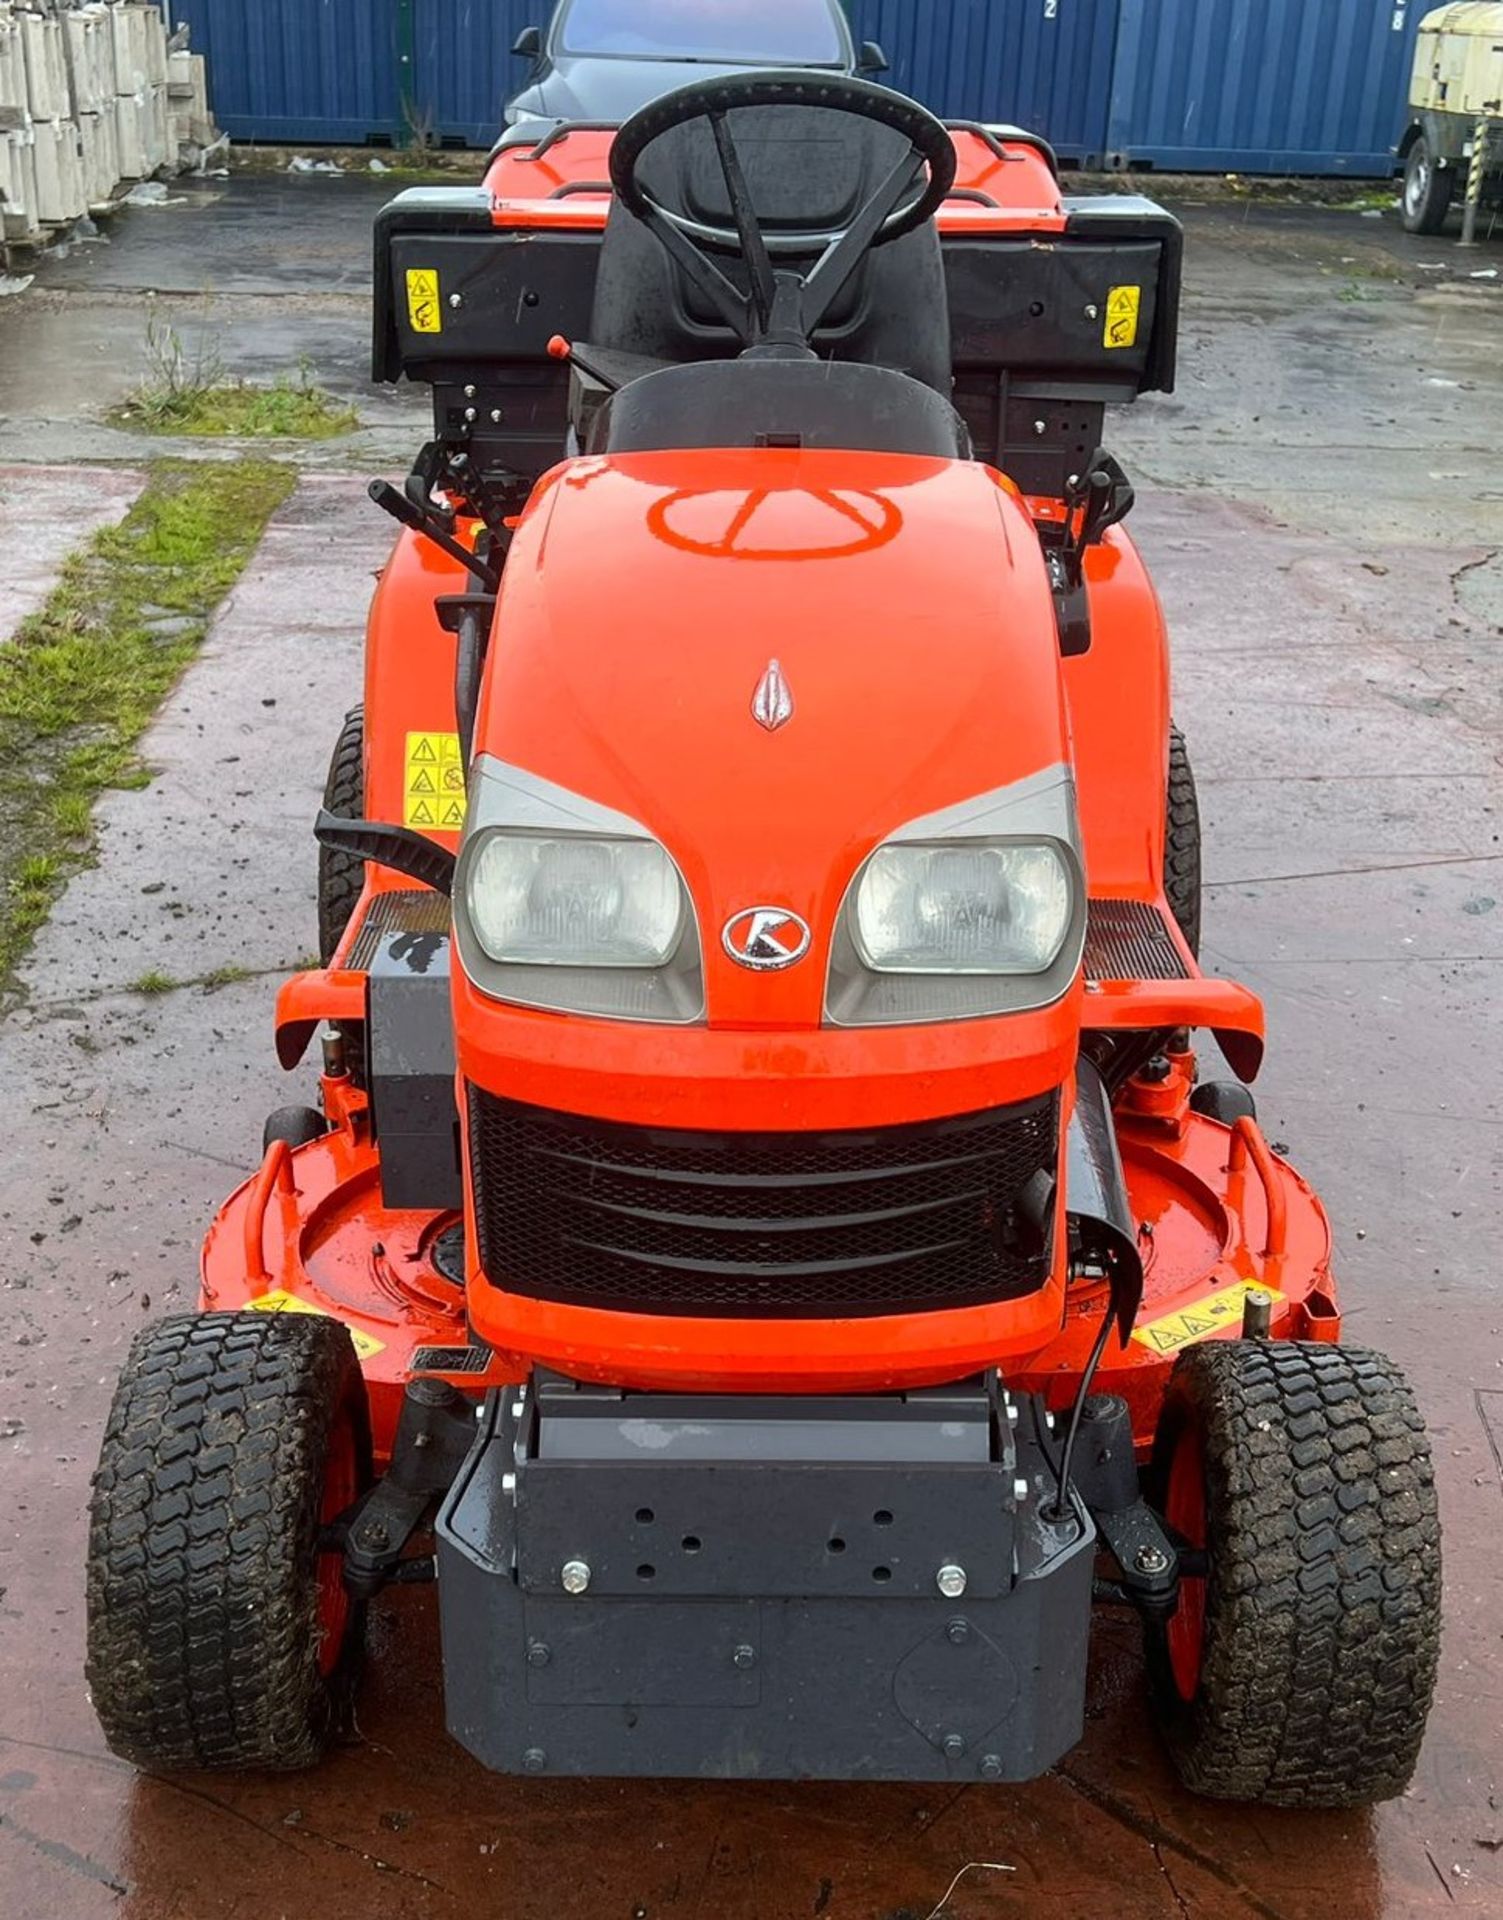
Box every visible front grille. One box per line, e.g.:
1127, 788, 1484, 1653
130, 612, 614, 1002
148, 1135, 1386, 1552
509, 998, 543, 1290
347, 889, 452, 970
1084, 898, 1189, 982
467, 1087, 1060, 1318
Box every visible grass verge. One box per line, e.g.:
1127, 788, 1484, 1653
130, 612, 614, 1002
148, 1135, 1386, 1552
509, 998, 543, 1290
111, 369, 358, 439
0, 458, 296, 996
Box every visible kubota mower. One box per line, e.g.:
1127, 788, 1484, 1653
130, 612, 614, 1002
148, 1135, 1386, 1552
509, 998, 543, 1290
85, 76, 1440, 1804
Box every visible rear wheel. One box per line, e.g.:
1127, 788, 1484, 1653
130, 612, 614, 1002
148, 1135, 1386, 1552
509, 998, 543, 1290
86, 1312, 371, 1772
1401, 136, 1454, 235
1147, 1340, 1440, 1807
318, 705, 365, 964
1165, 723, 1201, 957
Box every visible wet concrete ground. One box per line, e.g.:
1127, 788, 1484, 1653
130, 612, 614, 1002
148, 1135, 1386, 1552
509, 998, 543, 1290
0, 178, 1500, 1918
0, 467, 142, 637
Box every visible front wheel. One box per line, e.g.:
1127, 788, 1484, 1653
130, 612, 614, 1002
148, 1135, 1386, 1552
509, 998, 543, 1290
86, 1312, 372, 1772
1402, 136, 1454, 235
1147, 1340, 1440, 1807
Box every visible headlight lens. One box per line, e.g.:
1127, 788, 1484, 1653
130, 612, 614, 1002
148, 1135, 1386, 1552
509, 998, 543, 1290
466, 832, 684, 967
854, 841, 1073, 973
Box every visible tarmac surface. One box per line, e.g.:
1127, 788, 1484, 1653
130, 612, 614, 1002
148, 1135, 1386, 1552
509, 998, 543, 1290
0, 173, 1500, 1919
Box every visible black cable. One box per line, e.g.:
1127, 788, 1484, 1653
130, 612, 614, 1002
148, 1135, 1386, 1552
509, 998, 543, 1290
1044, 1287, 1117, 1522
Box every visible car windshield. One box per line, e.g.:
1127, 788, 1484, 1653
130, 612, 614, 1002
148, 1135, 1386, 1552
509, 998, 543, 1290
558, 0, 845, 64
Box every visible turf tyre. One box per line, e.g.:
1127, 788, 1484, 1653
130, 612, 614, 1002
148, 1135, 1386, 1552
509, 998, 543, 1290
1147, 1339, 1440, 1808
86, 1311, 372, 1773
1165, 723, 1201, 957
318, 705, 365, 965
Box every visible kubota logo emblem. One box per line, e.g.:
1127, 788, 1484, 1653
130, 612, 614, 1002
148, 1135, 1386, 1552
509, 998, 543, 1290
723, 907, 811, 972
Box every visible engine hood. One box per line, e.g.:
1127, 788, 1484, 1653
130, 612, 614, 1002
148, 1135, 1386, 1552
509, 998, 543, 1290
471, 448, 1072, 1029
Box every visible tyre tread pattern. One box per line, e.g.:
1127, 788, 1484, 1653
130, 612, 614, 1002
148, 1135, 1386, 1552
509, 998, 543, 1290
86, 1312, 367, 1773
1151, 1340, 1441, 1807
1165, 722, 1202, 957
318, 705, 365, 965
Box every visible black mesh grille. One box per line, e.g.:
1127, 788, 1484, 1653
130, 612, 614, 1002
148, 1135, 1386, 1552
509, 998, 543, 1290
467, 1087, 1060, 1318
347, 889, 452, 970
1084, 898, 1189, 982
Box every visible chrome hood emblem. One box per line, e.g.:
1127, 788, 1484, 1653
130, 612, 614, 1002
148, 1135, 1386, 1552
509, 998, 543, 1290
751, 658, 794, 732
723, 907, 811, 971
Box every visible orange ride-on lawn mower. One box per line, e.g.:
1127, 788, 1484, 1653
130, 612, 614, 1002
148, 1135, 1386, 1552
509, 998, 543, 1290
85, 75, 1440, 1804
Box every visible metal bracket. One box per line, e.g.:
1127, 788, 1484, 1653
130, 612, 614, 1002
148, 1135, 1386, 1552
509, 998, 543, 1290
333, 1379, 479, 1601
1069, 1392, 1181, 1621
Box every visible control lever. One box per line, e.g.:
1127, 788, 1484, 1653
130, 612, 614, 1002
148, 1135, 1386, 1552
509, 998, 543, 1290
1064, 451, 1135, 559
368, 480, 501, 593
547, 333, 623, 393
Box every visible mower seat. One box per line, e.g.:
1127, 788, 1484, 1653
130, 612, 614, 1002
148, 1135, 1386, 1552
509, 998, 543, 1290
589, 108, 954, 396
591, 358, 971, 460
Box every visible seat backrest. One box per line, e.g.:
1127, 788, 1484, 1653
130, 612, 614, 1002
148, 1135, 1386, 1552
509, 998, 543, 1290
589, 107, 952, 395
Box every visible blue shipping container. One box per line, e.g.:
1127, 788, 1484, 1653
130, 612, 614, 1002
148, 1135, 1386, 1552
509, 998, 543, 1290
413, 2, 538, 146
847, 0, 1119, 162
171, 0, 402, 145
170, 0, 1423, 177
1106, 0, 1424, 174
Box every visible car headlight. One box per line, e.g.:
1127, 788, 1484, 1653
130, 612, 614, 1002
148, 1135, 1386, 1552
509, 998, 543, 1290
467, 832, 684, 968
854, 841, 1073, 974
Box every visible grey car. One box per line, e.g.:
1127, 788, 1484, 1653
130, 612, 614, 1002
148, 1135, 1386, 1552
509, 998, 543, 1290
505, 0, 887, 126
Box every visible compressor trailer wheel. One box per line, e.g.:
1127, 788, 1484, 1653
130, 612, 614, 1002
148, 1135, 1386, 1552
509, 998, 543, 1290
86, 1313, 372, 1772
1147, 1340, 1441, 1807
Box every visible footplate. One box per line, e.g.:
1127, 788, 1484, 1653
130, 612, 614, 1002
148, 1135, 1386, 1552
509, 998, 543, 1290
436, 1372, 1094, 1780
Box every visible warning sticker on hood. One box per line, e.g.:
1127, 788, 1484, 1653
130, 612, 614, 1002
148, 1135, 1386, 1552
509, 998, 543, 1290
1131, 1279, 1284, 1355
405, 731, 466, 830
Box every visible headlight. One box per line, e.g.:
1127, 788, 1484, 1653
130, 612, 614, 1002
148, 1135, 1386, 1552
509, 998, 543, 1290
825, 764, 1086, 1027
466, 832, 684, 967
854, 841, 1073, 974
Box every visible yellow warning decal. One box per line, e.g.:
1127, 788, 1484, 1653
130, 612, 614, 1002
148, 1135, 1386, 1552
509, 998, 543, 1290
245, 1288, 385, 1361
406, 267, 442, 335
1131, 1279, 1284, 1357
404, 731, 465, 830
1103, 284, 1141, 350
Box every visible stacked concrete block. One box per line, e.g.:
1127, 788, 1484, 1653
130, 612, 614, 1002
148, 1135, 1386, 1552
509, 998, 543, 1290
18, 4, 69, 119
31, 108, 82, 220
76, 85, 114, 201
64, 4, 115, 113
1, 1, 220, 258
109, 3, 171, 181
0, 6, 28, 133
167, 47, 213, 154
2, 123, 39, 242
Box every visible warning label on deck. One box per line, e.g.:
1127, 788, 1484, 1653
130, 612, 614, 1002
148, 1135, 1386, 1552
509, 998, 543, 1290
245, 1289, 385, 1361
406, 268, 442, 335
1131, 1279, 1284, 1356
1103, 284, 1140, 349
404, 731, 466, 830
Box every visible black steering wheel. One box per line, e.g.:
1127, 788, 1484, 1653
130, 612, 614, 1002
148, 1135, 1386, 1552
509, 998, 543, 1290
608, 72, 957, 352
